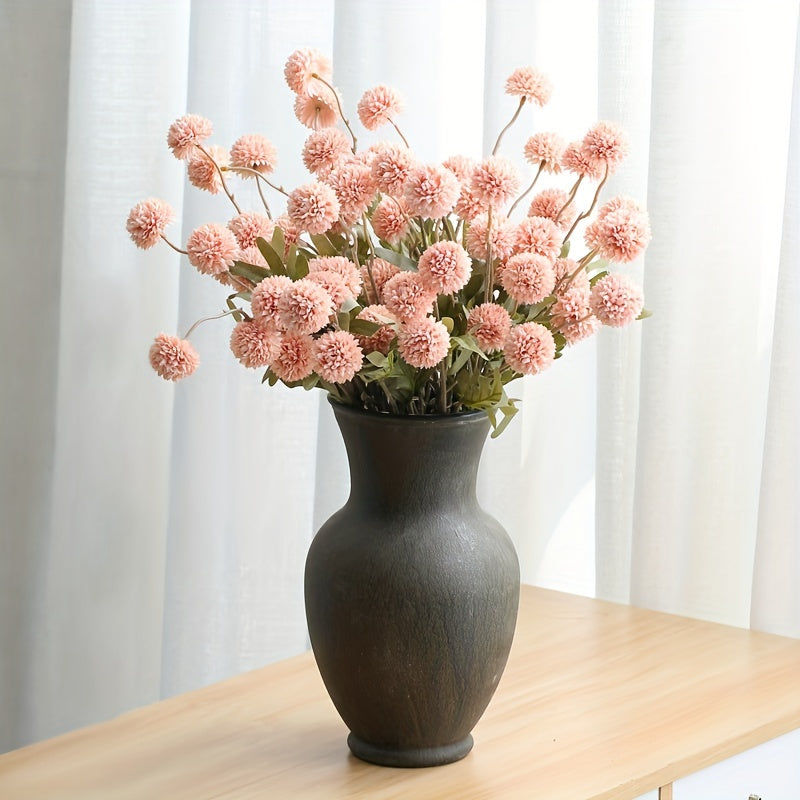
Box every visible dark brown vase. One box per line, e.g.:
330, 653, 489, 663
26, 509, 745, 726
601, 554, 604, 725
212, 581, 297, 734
304, 400, 520, 768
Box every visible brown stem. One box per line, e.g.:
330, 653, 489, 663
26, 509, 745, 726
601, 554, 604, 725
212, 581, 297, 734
196, 144, 241, 213
562, 163, 610, 243
508, 161, 544, 217
491, 98, 526, 156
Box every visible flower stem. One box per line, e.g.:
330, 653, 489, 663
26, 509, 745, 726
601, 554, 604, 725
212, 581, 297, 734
361, 214, 381, 302
182, 307, 241, 340
483, 205, 494, 303
491, 97, 526, 156
196, 144, 241, 213
389, 118, 411, 149
507, 161, 544, 217
311, 72, 358, 153
161, 234, 188, 255
562, 164, 609, 243
555, 174, 583, 224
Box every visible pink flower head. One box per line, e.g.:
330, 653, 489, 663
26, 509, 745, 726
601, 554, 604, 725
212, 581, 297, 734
585, 199, 652, 263
442, 155, 476, 182
306, 269, 351, 307
403, 163, 460, 219
230, 134, 278, 176
454, 184, 488, 222
417, 240, 472, 295
250, 275, 293, 325
561, 141, 605, 180
308, 256, 362, 297
398, 316, 450, 368
582, 121, 629, 175
313, 330, 363, 383
589, 273, 644, 327
275, 214, 302, 249
382, 271, 436, 322
596, 195, 643, 220
523, 132, 566, 173
465, 213, 517, 262
553, 257, 590, 295
227, 212, 276, 250
230, 319, 280, 368
126, 198, 174, 250
186, 145, 228, 194
500, 252, 556, 305
277, 278, 334, 335
293, 85, 341, 130
148, 333, 199, 381
361, 257, 400, 304
550, 287, 599, 345
370, 143, 415, 195
167, 114, 213, 160
286, 181, 340, 234
371, 196, 411, 245
527, 188, 576, 231
357, 85, 404, 131
328, 159, 376, 224
284, 48, 333, 94
503, 322, 556, 375
186, 223, 240, 276
356, 304, 397, 355
469, 156, 521, 212
467, 303, 513, 353
302, 129, 351, 175
514, 215, 562, 261
271, 332, 315, 383
504, 67, 552, 106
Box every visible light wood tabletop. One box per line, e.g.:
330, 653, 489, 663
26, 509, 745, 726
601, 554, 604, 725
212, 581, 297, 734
2, 585, 800, 799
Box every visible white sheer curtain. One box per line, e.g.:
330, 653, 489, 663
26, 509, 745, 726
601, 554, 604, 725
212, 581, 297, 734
1, 0, 798, 753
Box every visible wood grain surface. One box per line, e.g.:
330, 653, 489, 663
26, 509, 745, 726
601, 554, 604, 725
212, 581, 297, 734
2, 586, 800, 799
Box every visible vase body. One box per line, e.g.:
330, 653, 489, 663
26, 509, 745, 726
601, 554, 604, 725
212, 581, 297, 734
304, 402, 520, 768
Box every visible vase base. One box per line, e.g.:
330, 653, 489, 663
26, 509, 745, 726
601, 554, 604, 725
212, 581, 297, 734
347, 732, 474, 768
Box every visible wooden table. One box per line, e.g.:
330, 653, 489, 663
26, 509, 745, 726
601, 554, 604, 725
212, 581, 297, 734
2, 586, 800, 799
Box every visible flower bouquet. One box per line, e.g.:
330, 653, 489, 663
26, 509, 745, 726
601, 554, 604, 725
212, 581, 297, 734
127, 48, 650, 435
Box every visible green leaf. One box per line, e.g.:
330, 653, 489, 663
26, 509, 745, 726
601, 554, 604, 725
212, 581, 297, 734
365, 351, 388, 368
374, 247, 418, 272
309, 233, 339, 257
302, 373, 320, 391
288, 249, 309, 281
337, 311, 351, 331
636, 307, 653, 320
349, 318, 382, 337
490, 400, 519, 438
270, 226, 285, 255
225, 296, 244, 323
589, 270, 609, 287
451, 334, 488, 359
256, 237, 287, 275
231, 259, 270, 284
560, 240, 571, 258
441, 316, 454, 333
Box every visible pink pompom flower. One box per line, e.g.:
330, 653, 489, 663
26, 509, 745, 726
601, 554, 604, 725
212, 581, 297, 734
527, 188, 576, 231
186, 145, 228, 194
442, 155, 476, 182
308, 255, 362, 298
500, 253, 556, 305
582, 121, 629, 175
277, 278, 334, 335
327, 159, 376, 224
293, 85, 341, 129
417, 240, 472, 295
167, 114, 213, 160
357, 85, 404, 131
230, 319, 280, 368
514, 215, 562, 261
371, 196, 411, 245
552, 257, 590, 295
227, 212, 275, 250
238, 246, 268, 268
370, 143, 415, 195
585, 199, 652, 263
523, 132, 565, 173
284, 48, 333, 94
504, 67, 553, 106
306, 269, 351, 307
287, 181, 340, 235
467, 303, 513, 353
503, 322, 556, 375
126, 198, 175, 250
589, 273, 644, 327
550, 287, 600, 345
561, 141, 605, 180
271, 332, 315, 383
382, 271, 436, 322
403, 163, 460, 219
361, 257, 400, 304
465, 213, 517, 262
470, 156, 521, 211
148, 333, 199, 381
186, 223, 240, 276
230, 133, 278, 176
398, 317, 450, 368
313, 330, 364, 384
250, 275, 293, 325
302, 129, 351, 175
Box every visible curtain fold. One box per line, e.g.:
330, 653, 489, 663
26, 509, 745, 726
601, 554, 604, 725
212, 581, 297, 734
1, 0, 799, 755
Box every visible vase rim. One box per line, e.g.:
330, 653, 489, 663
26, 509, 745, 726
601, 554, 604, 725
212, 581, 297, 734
327, 396, 487, 425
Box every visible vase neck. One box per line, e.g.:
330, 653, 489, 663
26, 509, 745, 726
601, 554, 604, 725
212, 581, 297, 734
331, 406, 489, 514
